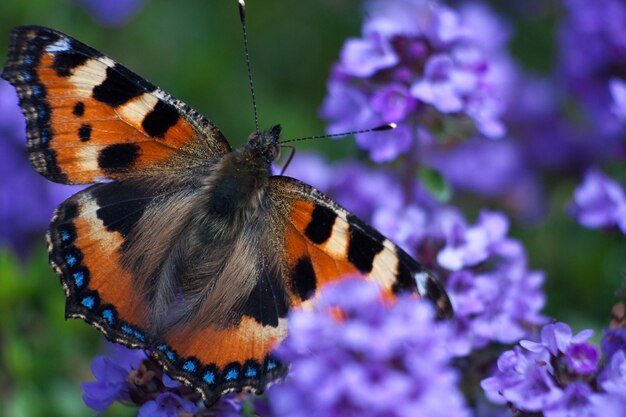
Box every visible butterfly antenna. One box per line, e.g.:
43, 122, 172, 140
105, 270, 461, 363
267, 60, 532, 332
280, 122, 397, 144
238, 0, 260, 132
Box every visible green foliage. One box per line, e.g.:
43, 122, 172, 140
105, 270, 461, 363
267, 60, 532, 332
418, 167, 453, 203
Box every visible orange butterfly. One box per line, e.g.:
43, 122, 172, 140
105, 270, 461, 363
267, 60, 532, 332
1, 25, 451, 404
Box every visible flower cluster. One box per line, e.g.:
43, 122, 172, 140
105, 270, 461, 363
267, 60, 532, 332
268, 278, 469, 417
482, 322, 626, 416
321, 0, 508, 162
284, 153, 546, 356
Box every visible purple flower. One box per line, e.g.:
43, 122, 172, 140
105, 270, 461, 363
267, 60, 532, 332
483, 322, 626, 415
138, 392, 198, 417
269, 278, 470, 417
81, 343, 146, 412
565, 344, 600, 375
558, 0, 626, 138
544, 382, 595, 417
521, 322, 594, 356
321, 0, 509, 162
0, 79, 82, 258
598, 350, 626, 397
436, 210, 510, 271
425, 138, 524, 197
481, 346, 563, 410
609, 78, 626, 121
340, 33, 399, 77
569, 170, 626, 233
74, 0, 147, 26
602, 328, 626, 360
372, 204, 428, 253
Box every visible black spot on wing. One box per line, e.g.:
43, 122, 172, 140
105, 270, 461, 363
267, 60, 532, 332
92, 182, 154, 238
242, 270, 289, 327
305, 205, 336, 244
291, 256, 316, 301
142, 100, 180, 138
346, 214, 384, 273
78, 124, 92, 142
392, 249, 420, 294
97, 143, 140, 171
73, 102, 85, 116
52, 50, 89, 77
92, 65, 145, 107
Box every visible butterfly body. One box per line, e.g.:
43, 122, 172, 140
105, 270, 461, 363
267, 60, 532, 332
2, 25, 452, 404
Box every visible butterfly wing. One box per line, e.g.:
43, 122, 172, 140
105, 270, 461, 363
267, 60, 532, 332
48, 176, 288, 404
1, 26, 231, 184
271, 176, 453, 316
48, 180, 162, 347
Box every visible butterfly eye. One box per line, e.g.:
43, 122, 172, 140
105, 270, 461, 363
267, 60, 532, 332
247, 131, 261, 144
267, 144, 279, 161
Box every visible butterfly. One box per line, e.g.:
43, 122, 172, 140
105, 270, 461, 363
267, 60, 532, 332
1, 25, 452, 404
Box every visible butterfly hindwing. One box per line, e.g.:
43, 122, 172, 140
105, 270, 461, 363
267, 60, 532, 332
272, 176, 453, 316
47, 181, 158, 346
1, 26, 231, 184
48, 176, 289, 404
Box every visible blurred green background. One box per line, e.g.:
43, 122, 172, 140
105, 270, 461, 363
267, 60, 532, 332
0, 0, 623, 416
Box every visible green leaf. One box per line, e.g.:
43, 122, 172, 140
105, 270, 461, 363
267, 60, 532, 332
418, 167, 452, 203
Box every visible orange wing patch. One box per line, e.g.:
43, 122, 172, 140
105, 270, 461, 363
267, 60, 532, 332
152, 317, 287, 404
2, 26, 230, 185
285, 200, 359, 303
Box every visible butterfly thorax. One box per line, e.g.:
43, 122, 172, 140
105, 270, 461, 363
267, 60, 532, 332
201, 125, 281, 222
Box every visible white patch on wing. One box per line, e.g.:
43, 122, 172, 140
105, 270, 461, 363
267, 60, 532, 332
68, 57, 116, 96
414, 271, 429, 296
322, 215, 349, 257
46, 38, 71, 52
72, 146, 100, 174
369, 242, 400, 288
118, 93, 158, 127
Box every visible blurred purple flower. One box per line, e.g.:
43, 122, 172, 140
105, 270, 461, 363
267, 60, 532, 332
74, 0, 147, 27
602, 328, 626, 360
569, 170, 626, 233
425, 138, 524, 197
0, 79, 82, 258
558, 0, 626, 139
138, 392, 198, 417
544, 382, 595, 417
436, 210, 509, 271
321, 0, 509, 162
609, 78, 626, 122
269, 278, 469, 417
598, 350, 626, 398
81, 344, 146, 412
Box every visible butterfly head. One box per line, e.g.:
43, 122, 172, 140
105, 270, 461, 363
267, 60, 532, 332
246, 125, 281, 164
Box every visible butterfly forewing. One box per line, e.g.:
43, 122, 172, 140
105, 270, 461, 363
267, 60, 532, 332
1, 26, 231, 184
